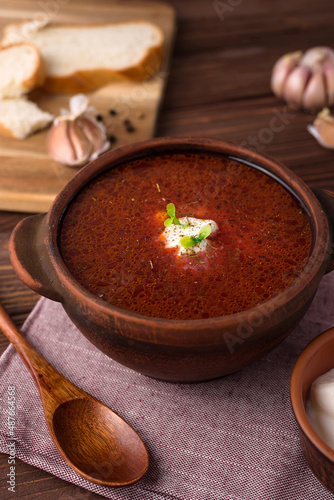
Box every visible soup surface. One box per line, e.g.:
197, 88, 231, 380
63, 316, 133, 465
60, 153, 312, 320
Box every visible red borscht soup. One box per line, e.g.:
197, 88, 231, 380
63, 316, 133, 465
60, 153, 312, 320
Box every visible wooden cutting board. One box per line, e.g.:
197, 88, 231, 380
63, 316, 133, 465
0, 0, 175, 213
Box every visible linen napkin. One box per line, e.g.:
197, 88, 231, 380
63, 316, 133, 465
1, 273, 334, 500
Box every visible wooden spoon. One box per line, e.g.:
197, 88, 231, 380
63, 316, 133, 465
0, 302, 149, 486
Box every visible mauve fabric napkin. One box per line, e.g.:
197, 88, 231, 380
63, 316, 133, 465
1, 273, 334, 499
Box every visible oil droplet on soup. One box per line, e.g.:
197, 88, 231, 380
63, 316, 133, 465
60, 153, 312, 320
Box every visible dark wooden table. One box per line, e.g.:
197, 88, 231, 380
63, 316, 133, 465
1, 0, 334, 498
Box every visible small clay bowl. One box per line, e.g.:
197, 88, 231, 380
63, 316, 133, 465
8, 137, 334, 382
291, 327, 334, 493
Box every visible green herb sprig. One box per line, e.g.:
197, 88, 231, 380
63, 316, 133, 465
164, 203, 189, 228
180, 225, 212, 248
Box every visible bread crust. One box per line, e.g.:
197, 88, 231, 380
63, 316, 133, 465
0, 122, 17, 139
0, 42, 46, 95
43, 45, 164, 93
1, 21, 164, 93
20, 42, 46, 90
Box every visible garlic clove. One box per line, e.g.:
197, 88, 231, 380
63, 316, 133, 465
69, 118, 93, 165
301, 46, 334, 71
47, 118, 73, 164
308, 108, 334, 149
47, 117, 92, 167
78, 114, 110, 158
302, 72, 327, 111
270, 51, 302, 98
324, 64, 334, 106
283, 65, 310, 107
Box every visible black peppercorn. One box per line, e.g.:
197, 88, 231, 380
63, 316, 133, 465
124, 119, 135, 133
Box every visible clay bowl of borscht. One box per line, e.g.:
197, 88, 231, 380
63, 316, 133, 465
9, 137, 334, 382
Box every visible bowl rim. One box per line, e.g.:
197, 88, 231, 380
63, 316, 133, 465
290, 326, 334, 463
42, 136, 331, 336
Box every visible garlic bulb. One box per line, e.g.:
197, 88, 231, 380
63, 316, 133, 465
271, 47, 334, 112
308, 108, 334, 149
47, 94, 110, 167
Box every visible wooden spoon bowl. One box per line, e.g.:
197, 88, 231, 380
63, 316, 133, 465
52, 398, 146, 483
0, 302, 148, 486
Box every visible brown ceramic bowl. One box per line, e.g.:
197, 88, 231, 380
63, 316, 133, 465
9, 137, 334, 382
291, 327, 334, 493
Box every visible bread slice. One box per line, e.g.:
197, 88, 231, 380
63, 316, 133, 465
1, 21, 164, 93
0, 42, 45, 98
0, 98, 53, 139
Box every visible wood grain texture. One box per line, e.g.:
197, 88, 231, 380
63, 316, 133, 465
0, 0, 334, 497
0, 0, 176, 212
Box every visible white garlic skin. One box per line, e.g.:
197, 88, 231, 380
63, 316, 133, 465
271, 47, 334, 112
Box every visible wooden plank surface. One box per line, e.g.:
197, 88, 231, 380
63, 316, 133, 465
1, 0, 334, 498
0, 0, 175, 212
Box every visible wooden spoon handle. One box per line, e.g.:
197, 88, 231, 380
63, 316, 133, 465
0, 302, 46, 379
0, 302, 84, 409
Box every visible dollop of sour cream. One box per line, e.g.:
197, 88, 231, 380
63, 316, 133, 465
162, 217, 218, 256
306, 368, 334, 450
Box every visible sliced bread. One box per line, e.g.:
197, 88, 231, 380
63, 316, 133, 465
0, 98, 53, 139
1, 21, 164, 93
0, 42, 45, 98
